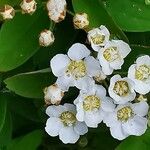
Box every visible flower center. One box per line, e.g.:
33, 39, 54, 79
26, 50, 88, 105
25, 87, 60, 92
60, 111, 76, 126
83, 95, 100, 111
91, 34, 105, 45
135, 65, 150, 81
117, 106, 133, 122
113, 81, 129, 97
66, 60, 86, 79
103, 47, 120, 62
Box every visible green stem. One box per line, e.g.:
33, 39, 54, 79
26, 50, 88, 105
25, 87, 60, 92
66, 10, 75, 16
49, 21, 56, 31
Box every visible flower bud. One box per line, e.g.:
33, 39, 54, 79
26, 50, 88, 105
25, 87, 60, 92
39, 29, 55, 47
73, 13, 89, 29
0, 5, 15, 20
20, 0, 37, 14
46, 0, 67, 23
44, 84, 64, 105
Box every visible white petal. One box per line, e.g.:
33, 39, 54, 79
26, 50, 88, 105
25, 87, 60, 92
56, 75, 74, 91
103, 112, 118, 128
113, 40, 131, 58
122, 116, 148, 136
50, 54, 70, 77
45, 117, 63, 137
132, 101, 149, 117
134, 80, 150, 95
68, 43, 90, 60
101, 97, 116, 112
110, 123, 129, 140
64, 103, 76, 113
74, 122, 88, 135
76, 109, 85, 122
95, 84, 106, 97
136, 55, 150, 66
59, 126, 80, 144
128, 64, 136, 80
84, 110, 103, 128
75, 76, 95, 92
98, 51, 113, 75
110, 59, 124, 70
84, 56, 101, 77
46, 105, 65, 117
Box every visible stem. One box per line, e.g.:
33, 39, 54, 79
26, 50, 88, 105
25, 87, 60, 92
66, 10, 75, 16
49, 21, 55, 31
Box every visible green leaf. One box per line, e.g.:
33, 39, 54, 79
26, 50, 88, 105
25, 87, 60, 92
0, 8, 49, 72
4, 68, 55, 98
105, 0, 150, 32
72, 0, 128, 42
0, 111, 12, 146
7, 130, 44, 150
0, 93, 7, 132
116, 129, 150, 150
7, 94, 41, 122
0, 0, 21, 6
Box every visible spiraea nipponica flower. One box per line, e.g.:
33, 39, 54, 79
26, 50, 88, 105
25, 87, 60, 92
104, 101, 149, 140
45, 104, 88, 144
39, 29, 55, 47
87, 25, 110, 51
0, 5, 15, 20
44, 84, 64, 105
108, 75, 136, 104
20, 0, 37, 14
46, 0, 67, 23
74, 84, 115, 127
128, 55, 150, 94
73, 13, 89, 29
98, 40, 131, 75
50, 43, 102, 91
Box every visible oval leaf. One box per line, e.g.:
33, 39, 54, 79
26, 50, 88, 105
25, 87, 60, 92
0, 9, 49, 72
105, 0, 150, 32
4, 68, 55, 98
7, 130, 43, 150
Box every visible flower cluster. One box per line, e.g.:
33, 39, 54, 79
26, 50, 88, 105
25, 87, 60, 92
44, 25, 149, 144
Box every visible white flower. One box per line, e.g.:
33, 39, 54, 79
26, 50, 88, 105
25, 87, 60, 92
87, 25, 110, 51
103, 101, 149, 140
74, 84, 115, 128
98, 40, 131, 75
20, 0, 37, 14
108, 75, 136, 104
44, 84, 64, 105
50, 43, 101, 91
128, 55, 150, 94
39, 29, 55, 47
73, 13, 89, 29
45, 103, 88, 144
93, 70, 106, 82
46, 0, 67, 23
0, 5, 15, 20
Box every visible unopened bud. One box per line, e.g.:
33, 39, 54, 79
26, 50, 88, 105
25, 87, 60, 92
46, 0, 67, 23
20, 0, 37, 14
39, 29, 55, 47
0, 5, 15, 20
44, 84, 64, 105
73, 13, 89, 29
